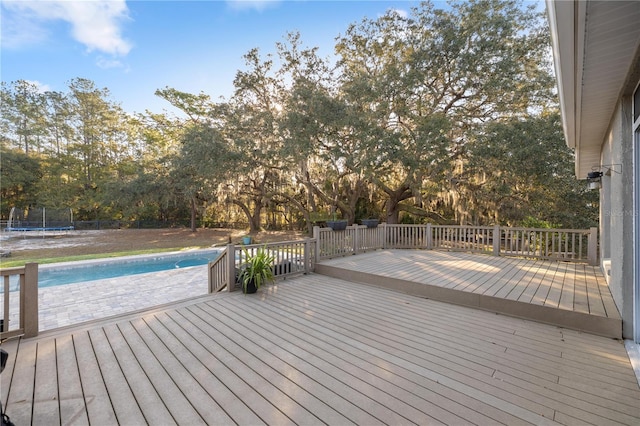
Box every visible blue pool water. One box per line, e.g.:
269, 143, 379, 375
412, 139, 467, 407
38, 250, 221, 288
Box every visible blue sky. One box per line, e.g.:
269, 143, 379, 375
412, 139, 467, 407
1, 0, 433, 115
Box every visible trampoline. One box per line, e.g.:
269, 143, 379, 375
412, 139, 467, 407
6, 207, 74, 233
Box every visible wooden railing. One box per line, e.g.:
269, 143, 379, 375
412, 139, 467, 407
208, 248, 231, 293
500, 227, 595, 262
386, 224, 431, 249
0, 227, 595, 334
208, 239, 316, 293
431, 225, 495, 253
313, 224, 598, 265
1, 263, 38, 339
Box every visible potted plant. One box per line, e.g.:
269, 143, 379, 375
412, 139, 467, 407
242, 235, 252, 245
360, 219, 379, 228
238, 246, 275, 294
326, 220, 348, 231
325, 207, 348, 231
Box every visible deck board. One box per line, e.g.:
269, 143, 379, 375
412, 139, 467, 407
72, 331, 118, 424
270, 282, 632, 421
146, 313, 263, 425
543, 261, 567, 308
558, 263, 576, 311
103, 323, 177, 425
529, 260, 560, 305
160, 310, 296, 426
316, 250, 621, 338
214, 298, 510, 425
5, 338, 37, 422
116, 320, 208, 425
32, 338, 59, 425
55, 334, 89, 426
257, 284, 555, 423
1, 266, 638, 426
130, 317, 236, 425
192, 302, 426, 425
87, 327, 148, 424
176, 307, 326, 426
585, 266, 607, 316
572, 266, 591, 314
596, 271, 620, 319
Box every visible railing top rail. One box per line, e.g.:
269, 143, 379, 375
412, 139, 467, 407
208, 247, 228, 264
0, 266, 27, 276
500, 227, 592, 233
239, 238, 316, 248
430, 225, 495, 229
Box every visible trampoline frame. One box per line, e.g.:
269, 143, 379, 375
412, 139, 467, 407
6, 207, 74, 233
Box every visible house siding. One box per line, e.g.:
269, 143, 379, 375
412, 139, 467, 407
600, 96, 635, 339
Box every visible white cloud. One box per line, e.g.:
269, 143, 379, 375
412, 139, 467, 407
25, 80, 51, 93
226, 0, 281, 12
96, 56, 125, 69
1, 0, 132, 56
389, 8, 408, 19
0, 4, 49, 48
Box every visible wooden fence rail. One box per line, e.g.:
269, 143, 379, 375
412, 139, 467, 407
500, 227, 594, 262
208, 239, 316, 293
207, 248, 230, 293
312, 224, 598, 265
0, 226, 595, 338
0, 263, 38, 339
431, 225, 495, 253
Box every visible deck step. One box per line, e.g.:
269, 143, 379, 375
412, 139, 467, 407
315, 263, 622, 339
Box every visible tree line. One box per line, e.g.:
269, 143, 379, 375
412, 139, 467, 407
0, 0, 597, 234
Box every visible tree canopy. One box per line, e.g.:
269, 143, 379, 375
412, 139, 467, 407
0, 0, 597, 232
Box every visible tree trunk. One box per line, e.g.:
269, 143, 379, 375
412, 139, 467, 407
231, 199, 262, 234
386, 202, 402, 224
384, 184, 413, 224
250, 202, 262, 234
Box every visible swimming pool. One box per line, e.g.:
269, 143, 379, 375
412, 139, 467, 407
37, 249, 221, 288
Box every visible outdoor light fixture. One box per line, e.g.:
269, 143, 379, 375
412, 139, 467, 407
586, 171, 603, 190
586, 164, 622, 190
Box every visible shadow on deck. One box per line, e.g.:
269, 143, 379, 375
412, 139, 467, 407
316, 250, 622, 339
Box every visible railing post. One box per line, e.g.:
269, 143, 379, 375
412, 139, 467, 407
588, 227, 598, 266
304, 238, 311, 273
492, 225, 501, 256
22, 263, 38, 338
353, 225, 359, 255
313, 226, 320, 261
226, 244, 236, 292
426, 223, 433, 249
380, 223, 387, 249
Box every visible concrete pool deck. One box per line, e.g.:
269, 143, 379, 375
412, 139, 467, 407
44, 265, 211, 331
4, 265, 210, 332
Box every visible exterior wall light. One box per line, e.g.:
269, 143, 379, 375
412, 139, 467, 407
587, 171, 603, 190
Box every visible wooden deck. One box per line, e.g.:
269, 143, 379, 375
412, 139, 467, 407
2, 274, 639, 425
315, 250, 622, 339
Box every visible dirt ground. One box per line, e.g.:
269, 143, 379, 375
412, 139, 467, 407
0, 228, 306, 263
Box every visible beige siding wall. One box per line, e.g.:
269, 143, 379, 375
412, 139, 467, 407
599, 97, 635, 339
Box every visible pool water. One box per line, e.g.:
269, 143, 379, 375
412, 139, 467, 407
38, 250, 221, 288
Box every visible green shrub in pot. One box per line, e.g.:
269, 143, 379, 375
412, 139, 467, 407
238, 246, 275, 293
